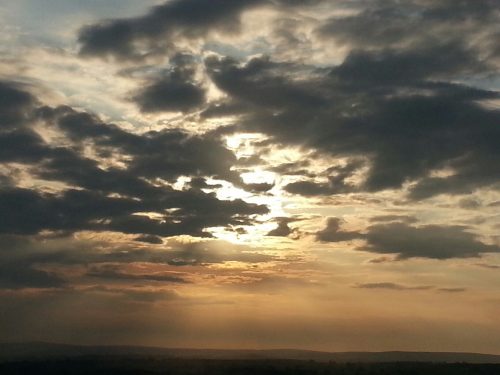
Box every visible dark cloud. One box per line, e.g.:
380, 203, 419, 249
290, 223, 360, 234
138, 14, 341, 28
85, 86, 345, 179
0, 85, 268, 240
355, 282, 433, 291
0, 235, 67, 289
84, 285, 180, 302
164, 240, 274, 266
244, 182, 274, 193
316, 219, 500, 260
205, 55, 327, 111
458, 198, 482, 210
284, 160, 363, 195
78, 0, 266, 60
134, 235, 163, 244
38, 105, 243, 185
266, 217, 300, 237
77, 0, 324, 61
0, 81, 35, 129
355, 282, 466, 293
330, 43, 487, 87
438, 287, 467, 293
206, 51, 500, 199
369, 215, 418, 224
284, 181, 332, 196
269, 160, 314, 177
317, 0, 499, 67
132, 55, 205, 113
0, 262, 64, 290
134, 76, 204, 113
86, 264, 189, 283
0, 184, 268, 238
363, 223, 500, 260
71, 0, 500, 201
316, 218, 360, 243
0, 233, 274, 290
197, 0, 500, 201
475, 263, 500, 270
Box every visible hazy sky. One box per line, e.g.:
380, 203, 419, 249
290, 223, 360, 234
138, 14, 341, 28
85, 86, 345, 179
1, 0, 500, 353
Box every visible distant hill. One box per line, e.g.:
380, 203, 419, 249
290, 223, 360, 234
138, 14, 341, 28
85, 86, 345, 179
1, 342, 500, 364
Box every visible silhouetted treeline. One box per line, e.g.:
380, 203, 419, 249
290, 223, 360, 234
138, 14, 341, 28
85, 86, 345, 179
1, 357, 499, 375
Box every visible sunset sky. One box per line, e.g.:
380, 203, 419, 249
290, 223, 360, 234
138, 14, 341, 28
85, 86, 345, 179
1, 0, 500, 353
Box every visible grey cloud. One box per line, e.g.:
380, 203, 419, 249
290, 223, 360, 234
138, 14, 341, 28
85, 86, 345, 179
201, 100, 250, 119
75, 0, 500, 201
77, 0, 324, 61
134, 77, 204, 113
266, 217, 301, 237
85, 285, 180, 302
0, 262, 65, 290
285, 160, 363, 195
267, 221, 292, 237
438, 287, 467, 293
0, 81, 35, 129
475, 263, 500, 270
458, 198, 482, 210
206, 53, 500, 198
316, 218, 359, 243
284, 181, 333, 196
0, 184, 267, 238
355, 282, 433, 291
0, 85, 268, 239
363, 223, 500, 260
355, 282, 466, 293
78, 0, 266, 60
205, 55, 326, 111
0, 234, 273, 290
86, 264, 189, 283
269, 160, 314, 177
38, 106, 242, 185
330, 43, 486, 87
165, 240, 274, 266
317, 0, 499, 66
316, 219, 500, 259
369, 215, 418, 224
134, 235, 163, 244
132, 56, 205, 113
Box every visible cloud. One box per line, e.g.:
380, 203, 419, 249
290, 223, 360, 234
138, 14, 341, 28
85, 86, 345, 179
78, 0, 266, 60
363, 223, 500, 260
355, 283, 466, 293
164, 239, 274, 266
458, 198, 482, 210
132, 54, 205, 113
369, 215, 418, 224
316, 218, 360, 243
134, 235, 163, 244
0, 83, 268, 239
86, 264, 189, 283
0, 262, 65, 290
84, 285, 181, 302
355, 282, 433, 291
266, 217, 301, 238
38, 105, 243, 185
437, 287, 467, 293
316, 0, 499, 66
475, 263, 500, 270
0, 233, 275, 291
316, 219, 500, 259
204, 35, 500, 200
0, 81, 36, 130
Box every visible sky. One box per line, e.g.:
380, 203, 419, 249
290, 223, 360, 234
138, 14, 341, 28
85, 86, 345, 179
0, 0, 500, 353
